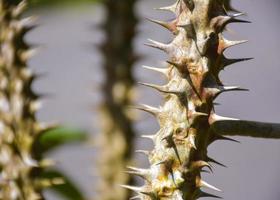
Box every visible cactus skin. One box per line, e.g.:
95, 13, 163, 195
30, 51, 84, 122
97, 0, 138, 199
122, 0, 280, 199
0, 1, 60, 199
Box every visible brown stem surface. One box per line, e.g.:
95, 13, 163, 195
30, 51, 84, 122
212, 120, 280, 139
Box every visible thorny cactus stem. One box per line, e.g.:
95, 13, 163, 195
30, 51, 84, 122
97, 0, 138, 199
121, 0, 280, 199
0, 1, 60, 199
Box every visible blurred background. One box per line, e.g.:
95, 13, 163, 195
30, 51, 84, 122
26, 0, 280, 199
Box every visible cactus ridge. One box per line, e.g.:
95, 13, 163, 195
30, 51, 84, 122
97, 0, 138, 200
0, 1, 59, 199
127, 0, 251, 199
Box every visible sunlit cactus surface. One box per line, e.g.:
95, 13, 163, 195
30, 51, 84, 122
121, 0, 280, 199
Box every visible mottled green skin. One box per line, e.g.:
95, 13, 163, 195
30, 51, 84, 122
97, 0, 138, 200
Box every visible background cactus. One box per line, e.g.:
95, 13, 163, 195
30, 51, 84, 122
96, 0, 139, 199
0, 0, 56, 199
121, 0, 280, 199
0, 1, 87, 199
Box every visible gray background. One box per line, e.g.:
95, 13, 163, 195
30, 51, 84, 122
27, 0, 280, 199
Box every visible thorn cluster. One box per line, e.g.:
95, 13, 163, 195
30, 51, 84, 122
0, 1, 59, 199
125, 0, 251, 199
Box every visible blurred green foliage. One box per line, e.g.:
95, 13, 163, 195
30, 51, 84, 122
35, 127, 88, 156
35, 127, 88, 200
41, 170, 86, 200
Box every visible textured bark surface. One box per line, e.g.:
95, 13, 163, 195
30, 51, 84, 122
97, 0, 138, 199
123, 0, 254, 199
0, 1, 59, 199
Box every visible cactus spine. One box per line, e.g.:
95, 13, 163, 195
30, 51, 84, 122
97, 0, 138, 199
0, 1, 58, 199
122, 0, 280, 199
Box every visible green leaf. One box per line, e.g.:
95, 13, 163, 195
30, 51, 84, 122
34, 127, 88, 156
41, 169, 86, 200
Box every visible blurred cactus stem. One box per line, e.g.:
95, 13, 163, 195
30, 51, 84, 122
0, 0, 60, 199
121, 0, 280, 199
97, 0, 139, 200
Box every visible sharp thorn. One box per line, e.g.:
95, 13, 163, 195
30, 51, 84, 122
198, 190, 223, 199
141, 134, 155, 141
145, 39, 169, 52
135, 150, 150, 156
120, 185, 142, 193
210, 113, 239, 124
220, 37, 248, 53
221, 57, 254, 68
230, 18, 251, 24
207, 157, 227, 168
193, 111, 209, 117
189, 134, 197, 150
216, 135, 241, 143
222, 86, 249, 92
142, 65, 169, 76
146, 18, 176, 33
134, 104, 160, 116
200, 180, 222, 192
130, 195, 142, 200
191, 161, 213, 172
138, 82, 168, 93
154, 1, 178, 13
231, 13, 246, 18
126, 166, 150, 179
